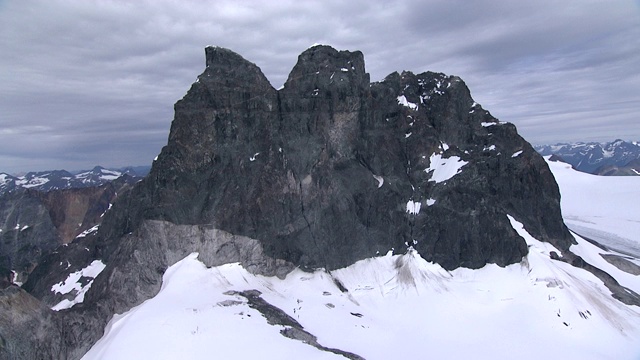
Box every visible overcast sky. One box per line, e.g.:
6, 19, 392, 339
1, 0, 639, 174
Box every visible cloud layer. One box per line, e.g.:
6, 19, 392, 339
1, 0, 639, 173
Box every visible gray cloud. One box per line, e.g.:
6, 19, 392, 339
1, 0, 639, 173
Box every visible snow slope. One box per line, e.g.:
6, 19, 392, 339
547, 157, 640, 257
82, 159, 640, 360
83, 244, 640, 358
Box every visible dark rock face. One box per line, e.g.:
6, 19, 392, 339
0, 286, 66, 359
102, 45, 571, 272
0, 191, 59, 282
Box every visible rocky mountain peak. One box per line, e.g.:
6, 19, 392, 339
283, 45, 369, 92
101, 45, 572, 273
0, 45, 597, 360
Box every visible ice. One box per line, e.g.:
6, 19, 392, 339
425, 153, 468, 183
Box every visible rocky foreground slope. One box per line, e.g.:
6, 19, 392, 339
2, 45, 635, 359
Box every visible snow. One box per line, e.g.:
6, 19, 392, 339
396, 95, 418, 110
484, 145, 496, 151
546, 157, 640, 256
426, 198, 436, 206
51, 260, 106, 311
511, 150, 523, 158
372, 174, 384, 188
76, 225, 100, 238
17, 176, 49, 188
481, 122, 496, 127
340, 68, 348, 72
249, 152, 260, 162
425, 153, 468, 183
84, 241, 640, 360
406, 200, 421, 215
405, 132, 412, 138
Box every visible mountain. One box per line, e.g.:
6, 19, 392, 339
593, 158, 640, 176
1, 45, 638, 359
535, 139, 640, 175
0, 165, 150, 196
0, 175, 139, 285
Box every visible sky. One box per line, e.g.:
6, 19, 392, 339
1, 0, 639, 174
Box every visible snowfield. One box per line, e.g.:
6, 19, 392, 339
82, 159, 640, 360
546, 157, 640, 257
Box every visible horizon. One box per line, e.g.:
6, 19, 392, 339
2, 138, 639, 176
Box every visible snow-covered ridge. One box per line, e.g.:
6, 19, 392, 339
0, 165, 149, 195
535, 139, 640, 175
83, 225, 640, 360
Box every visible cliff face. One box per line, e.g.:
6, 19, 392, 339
101, 45, 571, 272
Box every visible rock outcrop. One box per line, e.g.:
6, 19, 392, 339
3, 45, 576, 359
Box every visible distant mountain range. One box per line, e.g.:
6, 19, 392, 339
0, 165, 151, 196
534, 139, 640, 175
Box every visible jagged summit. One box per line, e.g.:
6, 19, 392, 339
283, 45, 369, 90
